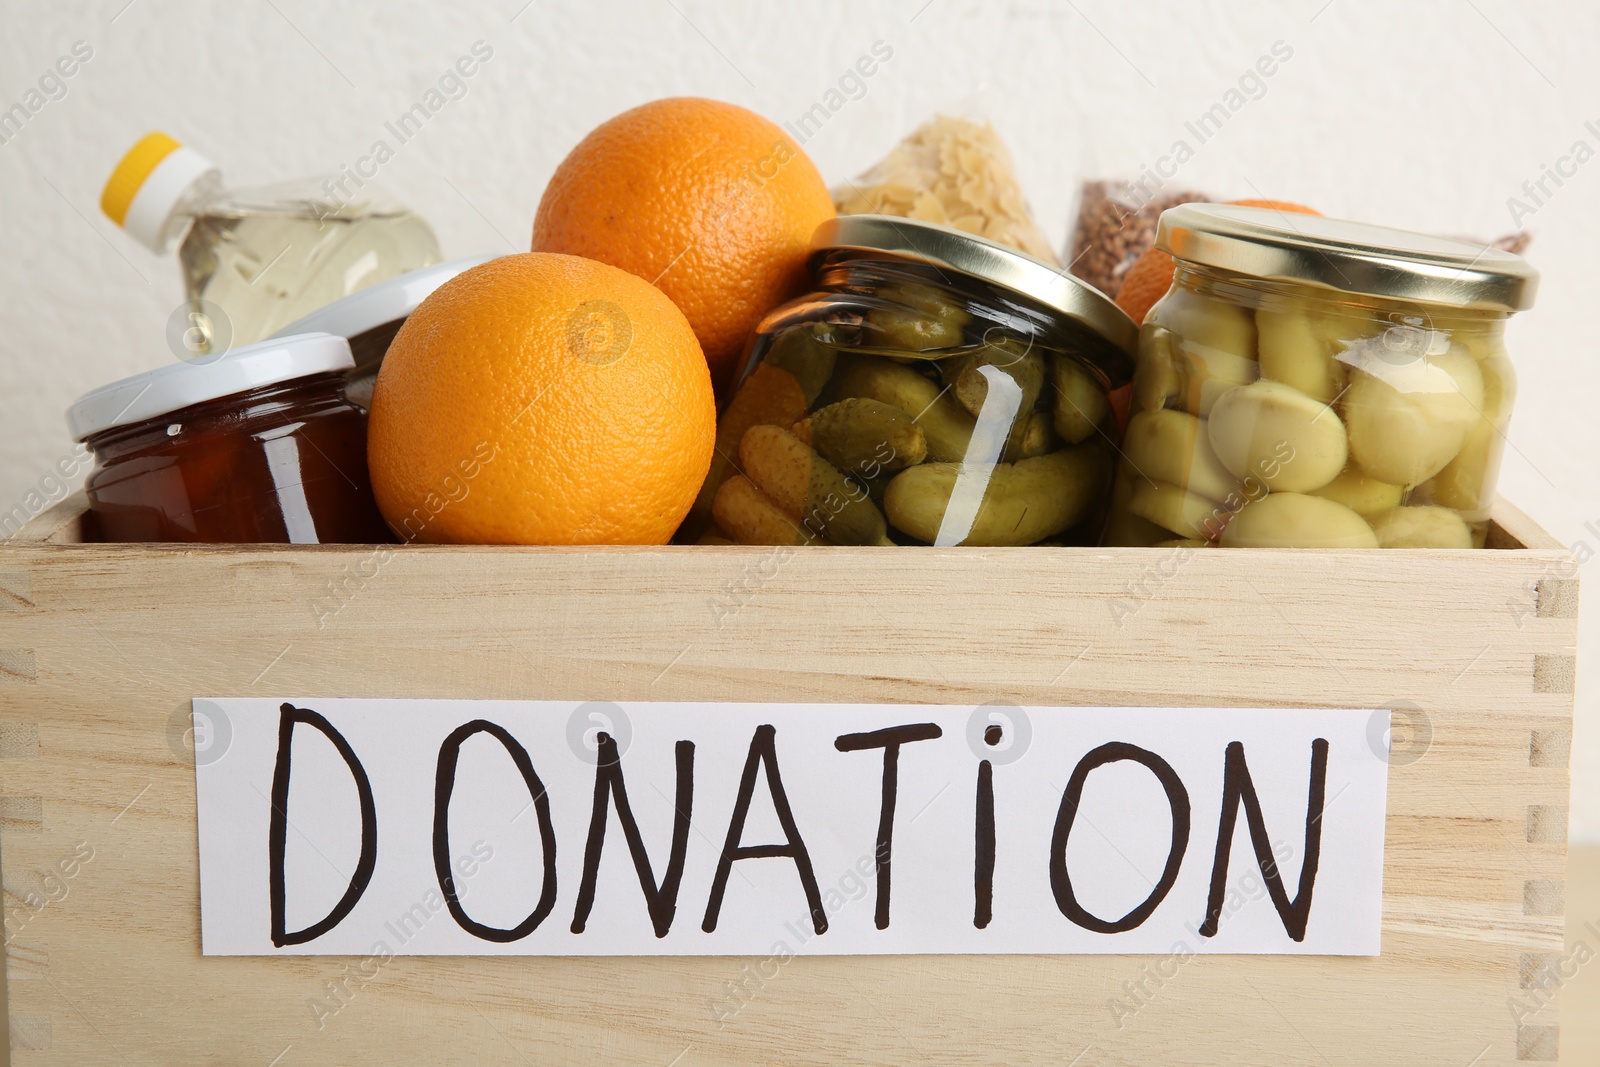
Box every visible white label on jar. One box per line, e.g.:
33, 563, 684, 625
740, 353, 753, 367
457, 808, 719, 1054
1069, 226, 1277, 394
193, 698, 1389, 957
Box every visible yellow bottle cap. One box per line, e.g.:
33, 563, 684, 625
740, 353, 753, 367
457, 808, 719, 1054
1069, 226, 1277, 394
100, 132, 218, 252
101, 132, 180, 225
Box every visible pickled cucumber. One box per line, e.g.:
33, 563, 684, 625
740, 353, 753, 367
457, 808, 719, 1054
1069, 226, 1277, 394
831, 354, 976, 461
739, 425, 889, 546
892, 281, 970, 318
806, 398, 928, 473
1052, 354, 1112, 443
713, 475, 815, 546
948, 342, 1045, 418
883, 444, 1110, 546
1207, 380, 1348, 493
1122, 408, 1242, 504
944, 341, 1046, 460
870, 282, 971, 351
761, 325, 839, 404
1257, 307, 1343, 403
856, 469, 894, 507
1219, 492, 1378, 548
1341, 350, 1484, 487
1018, 410, 1059, 459
1308, 465, 1404, 517
1369, 505, 1472, 549
688, 362, 810, 535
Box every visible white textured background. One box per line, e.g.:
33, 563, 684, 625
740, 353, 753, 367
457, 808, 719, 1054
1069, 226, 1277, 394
3, 1, 1596, 836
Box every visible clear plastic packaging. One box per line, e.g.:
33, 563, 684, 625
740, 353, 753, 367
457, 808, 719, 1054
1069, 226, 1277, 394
176, 180, 441, 349
1066, 180, 1208, 297
101, 132, 441, 353
834, 115, 1061, 266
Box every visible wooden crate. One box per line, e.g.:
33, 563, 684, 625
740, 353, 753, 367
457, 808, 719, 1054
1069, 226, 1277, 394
0, 495, 1576, 1066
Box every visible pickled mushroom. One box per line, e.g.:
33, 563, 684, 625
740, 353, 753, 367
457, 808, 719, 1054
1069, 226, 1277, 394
1122, 408, 1241, 504
1308, 465, 1404, 517
1220, 493, 1378, 548
1256, 307, 1344, 403
1369, 505, 1473, 549
1207, 380, 1349, 493
1339, 348, 1483, 487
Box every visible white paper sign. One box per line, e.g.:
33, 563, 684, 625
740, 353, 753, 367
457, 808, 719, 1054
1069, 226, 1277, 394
193, 699, 1388, 957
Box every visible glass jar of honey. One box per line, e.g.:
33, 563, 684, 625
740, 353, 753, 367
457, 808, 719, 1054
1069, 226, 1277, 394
690, 215, 1138, 546
68, 333, 392, 543
1104, 204, 1538, 549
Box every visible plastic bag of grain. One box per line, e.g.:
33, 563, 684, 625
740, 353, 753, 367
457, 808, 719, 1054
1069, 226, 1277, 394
1065, 180, 1210, 298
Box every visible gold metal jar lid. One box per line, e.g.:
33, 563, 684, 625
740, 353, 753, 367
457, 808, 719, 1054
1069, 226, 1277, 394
1157, 203, 1538, 312
810, 215, 1139, 377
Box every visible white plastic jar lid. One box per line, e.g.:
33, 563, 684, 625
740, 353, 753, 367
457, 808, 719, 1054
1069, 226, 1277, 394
268, 256, 496, 342
67, 332, 354, 442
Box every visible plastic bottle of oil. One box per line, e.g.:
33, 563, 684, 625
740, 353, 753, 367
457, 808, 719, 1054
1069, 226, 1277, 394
101, 132, 441, 354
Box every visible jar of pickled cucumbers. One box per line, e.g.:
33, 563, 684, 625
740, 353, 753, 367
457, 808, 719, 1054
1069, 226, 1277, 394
690, 215, 1138, 546
1104, 204, 1537, 550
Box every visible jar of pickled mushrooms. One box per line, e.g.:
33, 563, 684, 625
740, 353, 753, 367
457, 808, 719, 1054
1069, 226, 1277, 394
1104, 204, 1537, 550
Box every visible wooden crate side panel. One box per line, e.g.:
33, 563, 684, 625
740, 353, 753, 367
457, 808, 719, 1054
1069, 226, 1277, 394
0, 538, 1577, 1065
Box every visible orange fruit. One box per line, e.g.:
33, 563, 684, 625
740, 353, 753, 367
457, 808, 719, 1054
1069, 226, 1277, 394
1114, 248, 1182, 328
1226, 198, 1321, 214
532, 97, 836, 400
1114, 199, 1321, 326
367, 253, 715, 545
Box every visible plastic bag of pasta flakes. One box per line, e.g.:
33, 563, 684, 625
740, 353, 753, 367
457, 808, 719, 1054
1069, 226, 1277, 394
834, 114, 1061, 266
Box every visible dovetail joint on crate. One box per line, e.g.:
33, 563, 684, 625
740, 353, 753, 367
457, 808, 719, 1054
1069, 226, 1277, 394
1529, 729, 1572, 769
1535, 578, 1579, 619
0, 648, 35, 682
0, 721, 39, 760
0, 796, 42, 832
1516, 1022, 1559, 1061
0, 570, 31, 611
1533, 654, 1576, 694
1526, 805, 1568, 843
1520, 951, 1561, 988
8, 1012, 51, 1051
5, 940, 47, 981
1523, 879, 1565, 917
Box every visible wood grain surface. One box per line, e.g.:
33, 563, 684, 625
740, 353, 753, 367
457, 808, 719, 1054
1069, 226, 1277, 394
0, 497, 1577, 1065
1560, 846, 1600, 1064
